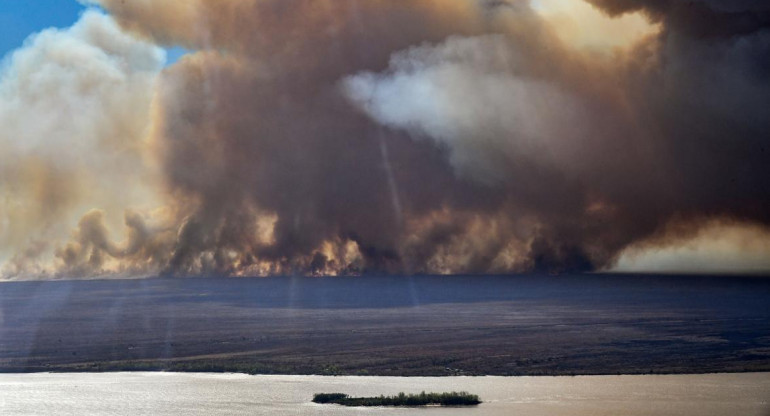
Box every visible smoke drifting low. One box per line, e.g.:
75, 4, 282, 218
1, 0, 769, 278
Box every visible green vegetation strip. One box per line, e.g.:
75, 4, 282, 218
312, 391, 481, 407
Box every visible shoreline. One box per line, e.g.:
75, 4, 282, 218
3, 366, 769, 377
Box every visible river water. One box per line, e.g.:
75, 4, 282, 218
1, 372, 768, 415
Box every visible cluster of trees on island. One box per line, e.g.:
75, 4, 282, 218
312, 391, 481, 407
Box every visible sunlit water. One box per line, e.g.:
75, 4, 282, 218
1, 372, 768, 415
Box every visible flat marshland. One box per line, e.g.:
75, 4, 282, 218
1, 274, 769, 376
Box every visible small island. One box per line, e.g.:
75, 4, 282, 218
312, 391, 481, 407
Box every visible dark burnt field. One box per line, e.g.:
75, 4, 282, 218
1, 274, 769, 376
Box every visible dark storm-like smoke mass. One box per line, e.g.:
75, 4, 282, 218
1, 0, 769, 278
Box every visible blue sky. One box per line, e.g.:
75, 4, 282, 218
0, 0, 185, 63
0, 0, 85, 59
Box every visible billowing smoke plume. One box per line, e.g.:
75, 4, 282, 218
1, 0, 769, 278
0, 11, 173, 278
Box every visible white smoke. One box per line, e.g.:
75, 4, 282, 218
343, 35, 587, 184
0, 11, 165, 278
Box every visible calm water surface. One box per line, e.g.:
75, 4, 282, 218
1, 372, 768, 415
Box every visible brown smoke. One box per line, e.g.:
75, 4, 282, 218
2, 0, 769, 278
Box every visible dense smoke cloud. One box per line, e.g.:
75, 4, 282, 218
0, 11, 170, 278
1, 0, 769, 278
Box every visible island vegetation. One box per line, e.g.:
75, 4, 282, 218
312, 391, 481, 407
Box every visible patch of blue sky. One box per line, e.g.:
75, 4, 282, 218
0, 0, 187, 65
0, 0, 86, 59
165, 46, 189, 65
